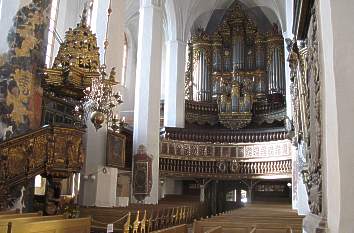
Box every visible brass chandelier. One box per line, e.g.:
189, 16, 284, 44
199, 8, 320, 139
80, 1, 125, 132
83, 65, 124, 131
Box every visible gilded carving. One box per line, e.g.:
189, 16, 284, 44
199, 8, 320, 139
186, 3, 286, 128
0, 125, 85, 209
288, 5, 322, 215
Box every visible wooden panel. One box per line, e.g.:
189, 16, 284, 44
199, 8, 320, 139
0, 212, 41, 220
0, 210, 17, 215
11, 217, 91, 233
204, 226, 223, 233
151, 224, 188, 233
0, 215, 64, 233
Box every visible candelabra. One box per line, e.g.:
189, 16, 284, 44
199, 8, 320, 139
80, 65, 125, 131
77, 0, 125, 132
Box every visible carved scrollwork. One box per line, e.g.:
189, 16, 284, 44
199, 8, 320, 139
288, 4, 322, 216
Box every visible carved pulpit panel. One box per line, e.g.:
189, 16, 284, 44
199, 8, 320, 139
133, 145, 152, 202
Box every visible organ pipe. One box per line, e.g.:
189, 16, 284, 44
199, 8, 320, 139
186, 3, 286, 129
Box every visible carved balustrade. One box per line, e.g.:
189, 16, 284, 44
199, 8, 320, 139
159, 158, 292, 179
253, 101, 286, 114
164, 127, 288, 143
160, 139, 291, 159
160, 139, 292, 179
185, 100, 218, 125
0, 125, 85, 208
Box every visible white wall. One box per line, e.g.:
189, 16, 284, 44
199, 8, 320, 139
319, 0, 354, 232
0, 0, 32, 53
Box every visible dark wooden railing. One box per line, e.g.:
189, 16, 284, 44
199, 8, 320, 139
163, 127, 288, 143
253, 101, 286, 114
185, 100, 218, 125
159, 158, 292, 179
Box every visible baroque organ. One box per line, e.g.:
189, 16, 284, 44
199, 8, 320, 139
185, 4, 286, 129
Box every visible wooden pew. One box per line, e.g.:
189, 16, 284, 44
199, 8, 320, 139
0, 215, 64, 233
193, 221, 302, 233
199, 217, 302, 226
204, 226, 223, 233
0, 210, 17, 215
193, 221, 252, 233
11, 217, 91, 233
249, 224, 292, 233
0, 212, 41, 220
151, 224, 187, 233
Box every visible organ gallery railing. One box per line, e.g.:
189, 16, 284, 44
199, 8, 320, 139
160, 139, 291, 158
159, 158, 292, 179
185, 100, 218, 125
164, 127, 288, 143
159, 139, 292, 179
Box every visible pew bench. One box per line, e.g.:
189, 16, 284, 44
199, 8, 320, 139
10, 217, 91, 233
0, 215, 64, 233
193, 221, 302, 233
151, 224, 188, 233
0, 212, 41, 220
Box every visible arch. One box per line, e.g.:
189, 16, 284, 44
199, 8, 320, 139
121, 33, 128, 86
184, 0, 285, 40
163, 0, 177, 41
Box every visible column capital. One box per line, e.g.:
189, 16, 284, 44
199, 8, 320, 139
140, 0, 164, 8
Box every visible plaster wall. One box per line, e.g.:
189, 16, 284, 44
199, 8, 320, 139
319, 0, 354, 232
328, 0, 354, 232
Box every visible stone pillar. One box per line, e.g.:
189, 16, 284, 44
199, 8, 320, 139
284, 0, 294, 120
164, 40, 186, 127
80, 0, 125, 207
133, 0, 163, 204
200, 184, 205, 203
247, 187, 253, 203
236, 189, 242, 207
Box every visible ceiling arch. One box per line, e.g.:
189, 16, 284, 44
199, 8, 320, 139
164, 0, 287, 42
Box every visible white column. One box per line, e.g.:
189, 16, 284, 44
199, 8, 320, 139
133, 0, 163, 204
164, 40, 186, 127
200, 184, 205, 203
283, 0, 294, 120
105, 0, 125, 81
80, 0, 125, 207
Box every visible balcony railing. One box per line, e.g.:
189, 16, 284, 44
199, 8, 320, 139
159, 139, 292, 179
160, 139, 291, 159
163, 127, 288, 143
160, 158, 292, 179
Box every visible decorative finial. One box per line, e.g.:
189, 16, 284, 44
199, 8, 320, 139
80, 4, 88, 26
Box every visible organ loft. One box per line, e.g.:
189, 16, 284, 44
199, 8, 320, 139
0, 0, 352, 233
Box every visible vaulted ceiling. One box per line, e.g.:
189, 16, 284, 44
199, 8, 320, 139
124, 0, 289, 46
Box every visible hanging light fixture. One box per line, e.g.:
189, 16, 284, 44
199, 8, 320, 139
79, 0, 125, 132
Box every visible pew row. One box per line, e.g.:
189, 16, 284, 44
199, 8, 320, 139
204, 226, 222, 233
0, 215, 64, 233
0, 212, 41, 220
193, 222, 301, 233
10, 217, 91, 233
151, 224, 188, 233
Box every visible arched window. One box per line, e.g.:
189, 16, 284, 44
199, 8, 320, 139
121, 33, 128, 85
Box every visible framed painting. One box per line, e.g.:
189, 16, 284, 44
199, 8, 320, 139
106, 130, 126, 168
